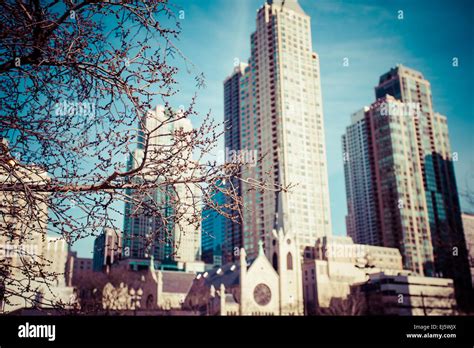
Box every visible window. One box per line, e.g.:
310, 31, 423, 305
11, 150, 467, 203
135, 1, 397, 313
146, 295, 154, 309
287, 252, 293, 270
272, 252, 278, 272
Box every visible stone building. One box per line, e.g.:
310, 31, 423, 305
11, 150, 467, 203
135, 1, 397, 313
0, 152, 76, 313
353, 271, 457, 315
185, 223, 303, 316
75, 258, 196, 314
302, 235, 404, 314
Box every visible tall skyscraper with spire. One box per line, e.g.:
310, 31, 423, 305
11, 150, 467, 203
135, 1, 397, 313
224, 0, 332, 259
343, 65, 472, 309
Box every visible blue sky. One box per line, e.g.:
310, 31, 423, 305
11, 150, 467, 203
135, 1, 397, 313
73, 0, 474, 256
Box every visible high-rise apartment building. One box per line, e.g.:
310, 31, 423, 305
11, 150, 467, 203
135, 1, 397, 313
224, 0, 332, 259
0, 154, 50, 312
0, 155, 49, 271
461, 213, 474, 287
42, 236, 69, 286
342, 107, 380, 246
343, 65, 472, 309
0, 144, 75, 311
123, 106, 201, 265
372, 95, 435, 275
223, 63, 246, 262
201, 189, 225, 266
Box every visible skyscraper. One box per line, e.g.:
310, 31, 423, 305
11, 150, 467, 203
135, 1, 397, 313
0, 151, 75, 310
461, 213, 474, 287
123, 106, 201, 266
223, 63, 246, 262
342, 107, 380, 246
201, 188, 225, 266
42, 236, 69, 286
343, 65, 472, 309
224, 0, 332, 259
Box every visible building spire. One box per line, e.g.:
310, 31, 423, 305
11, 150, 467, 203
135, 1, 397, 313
258, 239, 265, 256
149, 255, 155, 272
274, 190, 285, 234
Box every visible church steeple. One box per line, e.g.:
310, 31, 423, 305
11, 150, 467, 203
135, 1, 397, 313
277, 191, 284, 233
273, 189, 286, 239
258, 239, 265, 256
149, 255, 158, 282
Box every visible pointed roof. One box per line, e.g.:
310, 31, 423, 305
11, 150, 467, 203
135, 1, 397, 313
276, 190, 284, 232
258, 239, 265, 256
199, 262, 244, 288
160, 271, 195, 293
267, 0, 307, 15
273, 189, 288, 237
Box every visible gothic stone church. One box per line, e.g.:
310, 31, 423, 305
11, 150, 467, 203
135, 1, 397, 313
184, 227, 304, 316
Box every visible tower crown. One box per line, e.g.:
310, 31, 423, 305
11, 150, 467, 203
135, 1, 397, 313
267, 0, 306, 15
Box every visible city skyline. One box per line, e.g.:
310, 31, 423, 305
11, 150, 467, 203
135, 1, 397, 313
47, 0, 473, 262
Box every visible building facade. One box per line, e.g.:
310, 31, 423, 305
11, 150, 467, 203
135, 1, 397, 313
187, 224, 303, 316
0, 159, 50, 286
461, 213, 474, 287
0, 156, 74, 312
75, 261, 196, 314
302, 235, 403, 314
93, 228, 123, 272
342, 107, 380, 246
342, 65, 472, 309
224, 0, 332, 259
354, 271, 456, 316
42, 236, 69, 286
223, 64, 246, 263
66, 252, 93, 285
123, 105, 202, 266
201, 189, 226, 267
